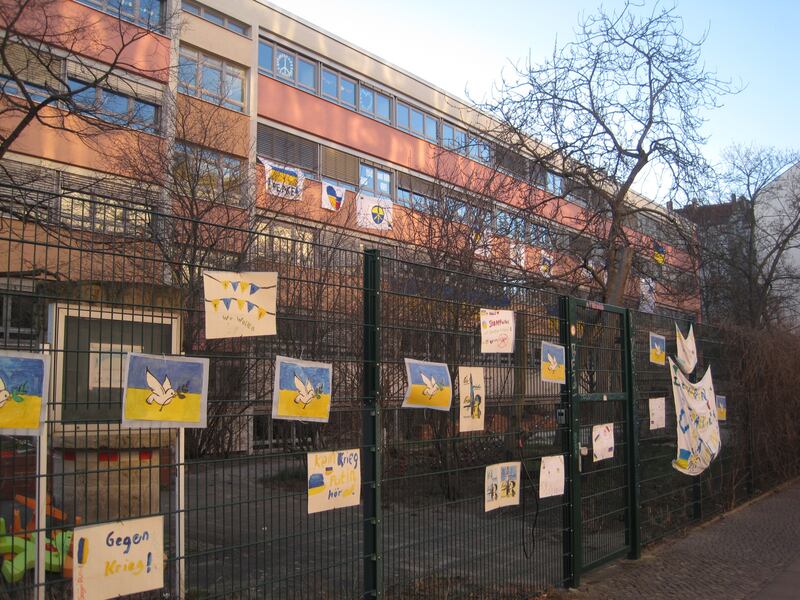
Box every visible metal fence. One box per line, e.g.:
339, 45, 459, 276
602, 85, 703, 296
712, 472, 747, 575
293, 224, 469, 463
0, 188, 793, 599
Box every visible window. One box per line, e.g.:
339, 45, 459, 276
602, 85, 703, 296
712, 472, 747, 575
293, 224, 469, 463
53, 305, 178, 423
546, 172, 564, 196
68, 79, 159, 132
81, 0, 165, 29
257, 124, 319, 176
375, 92, 391, 122
254, 221, 315, 266
496, 209, 524, 240
339, 77, 356, 107
396, 103, 409, 129
0, 282, 38, 350
275, 49, 295, 80
360, 164, 392, 198
182, 1, 250, 36
321, 69, 337, 99
174, 143, 246, 203
258, 41, 274, 74
59, 191, 150, 235
442, 123, 455, 148
297, 58, 316, 90
424, 114, 438, 142
178, 46, 246, 112
526, 219, 553, 248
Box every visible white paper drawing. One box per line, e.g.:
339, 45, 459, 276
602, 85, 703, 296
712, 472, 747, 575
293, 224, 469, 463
203, 271, 277, 339
649, 397, 666, 430
538, 455, 565, 498
485, 461, 521, 512
458, 366, 485, 432
592, 423, 615, 461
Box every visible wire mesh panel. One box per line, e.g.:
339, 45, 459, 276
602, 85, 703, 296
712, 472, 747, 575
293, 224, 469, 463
0, 186, 368, 599
377, 256, 569, 599
571, 301, 630, 570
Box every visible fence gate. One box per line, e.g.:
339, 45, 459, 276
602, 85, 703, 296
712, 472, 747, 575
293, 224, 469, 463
564, 297, 638, 585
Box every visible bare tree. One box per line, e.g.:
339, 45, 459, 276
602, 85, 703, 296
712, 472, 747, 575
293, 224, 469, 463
0, 0, 174, 159
480, 1, 734, 306
683, 145, 800, 328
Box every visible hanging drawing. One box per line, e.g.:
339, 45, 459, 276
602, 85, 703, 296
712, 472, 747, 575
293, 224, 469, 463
458, 366, 485, 432
480, 308, 515, 353
675, 324, 698, 373
272, 355, 333, 423
716, 395, 727, 421
321, 179, 346, 211
259, 158, 305, 199
649, 332, 666, 366
356, 193, 393, 230
307, 449, 361, 514
649, 397, 666, 430
122, 353, 209, 428
0, 350, 49, 436
538, 455, 565, 499
402, 358, 452, 411
203, 271, 277, 339
540, 341, 566, 385
669, 358, 721, 476
592, 423, 615, 461
485, 461, 521, 512
540, 251, 554, 278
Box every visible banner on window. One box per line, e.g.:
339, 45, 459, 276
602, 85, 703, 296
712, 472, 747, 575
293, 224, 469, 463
259, 158, 305, 200
356, 193, 393, 230
321, 180, 346, 211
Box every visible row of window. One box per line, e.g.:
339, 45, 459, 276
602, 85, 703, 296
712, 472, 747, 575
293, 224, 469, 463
182, 1, 249, 36
178, 46, 247, 112
69, 78, 159, 133
256, 37, 569, 197
80, 0, 165, 30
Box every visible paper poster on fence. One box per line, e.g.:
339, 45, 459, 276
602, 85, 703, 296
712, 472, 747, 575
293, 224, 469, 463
540, 341, 566, 385
272, 355, 332, 423
203, 271, 277, 339
403, 358, 452, 411
670, 358, 721, 476
0, 350, 49, 436
122, 353, 209, 428
649, 397, 666, 430
675, 324, 698, 373
649, 332, 666, 366
538, 455, 565, 499
485, 461, 521, 512
716, 395, 727, 421
480, 309, 515, 353
592, 423, 615, 461
307, 449, 361, 514
458, 366, 485, 432
73, 515, 164, 600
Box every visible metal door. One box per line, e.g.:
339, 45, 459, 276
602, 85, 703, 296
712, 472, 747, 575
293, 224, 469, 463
564, 298, 637, 584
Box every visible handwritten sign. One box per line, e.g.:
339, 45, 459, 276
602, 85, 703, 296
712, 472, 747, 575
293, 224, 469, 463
307, 449, 361, 514
73, 515, 164, 600
592, 423, 615, 462
649, 397, 666, 430
480, 309, 515, 353
203, 271, 277, 339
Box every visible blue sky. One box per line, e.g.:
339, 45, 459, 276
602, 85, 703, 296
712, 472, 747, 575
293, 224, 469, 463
265, 0, 797, 198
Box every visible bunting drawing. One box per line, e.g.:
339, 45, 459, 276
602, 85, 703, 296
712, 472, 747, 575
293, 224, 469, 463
203, 271, 277, 339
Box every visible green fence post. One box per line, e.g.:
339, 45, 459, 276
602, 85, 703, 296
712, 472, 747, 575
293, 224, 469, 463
624, 309, 641, 559
363, 249, 382, 598
560, 295, 582, 588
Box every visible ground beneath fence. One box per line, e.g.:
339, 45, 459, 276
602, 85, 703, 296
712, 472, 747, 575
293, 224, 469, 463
539, 478, 800, 600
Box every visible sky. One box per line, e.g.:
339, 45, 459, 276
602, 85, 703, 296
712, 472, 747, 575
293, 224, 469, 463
263, 0, 798, 200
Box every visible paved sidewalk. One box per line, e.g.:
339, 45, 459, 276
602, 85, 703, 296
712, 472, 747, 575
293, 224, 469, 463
542, 479, 800, 599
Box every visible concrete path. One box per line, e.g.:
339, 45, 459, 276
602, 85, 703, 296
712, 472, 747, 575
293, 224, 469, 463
541, 478, 800, 599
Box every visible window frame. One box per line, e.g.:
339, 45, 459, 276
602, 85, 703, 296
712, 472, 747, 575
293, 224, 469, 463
68, 77, 160, 133
79, 0, 165, 31
174, 142, 247, 205
359, 163, 393, 199
181, 1, 251, 37
178, 45, 247, 113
